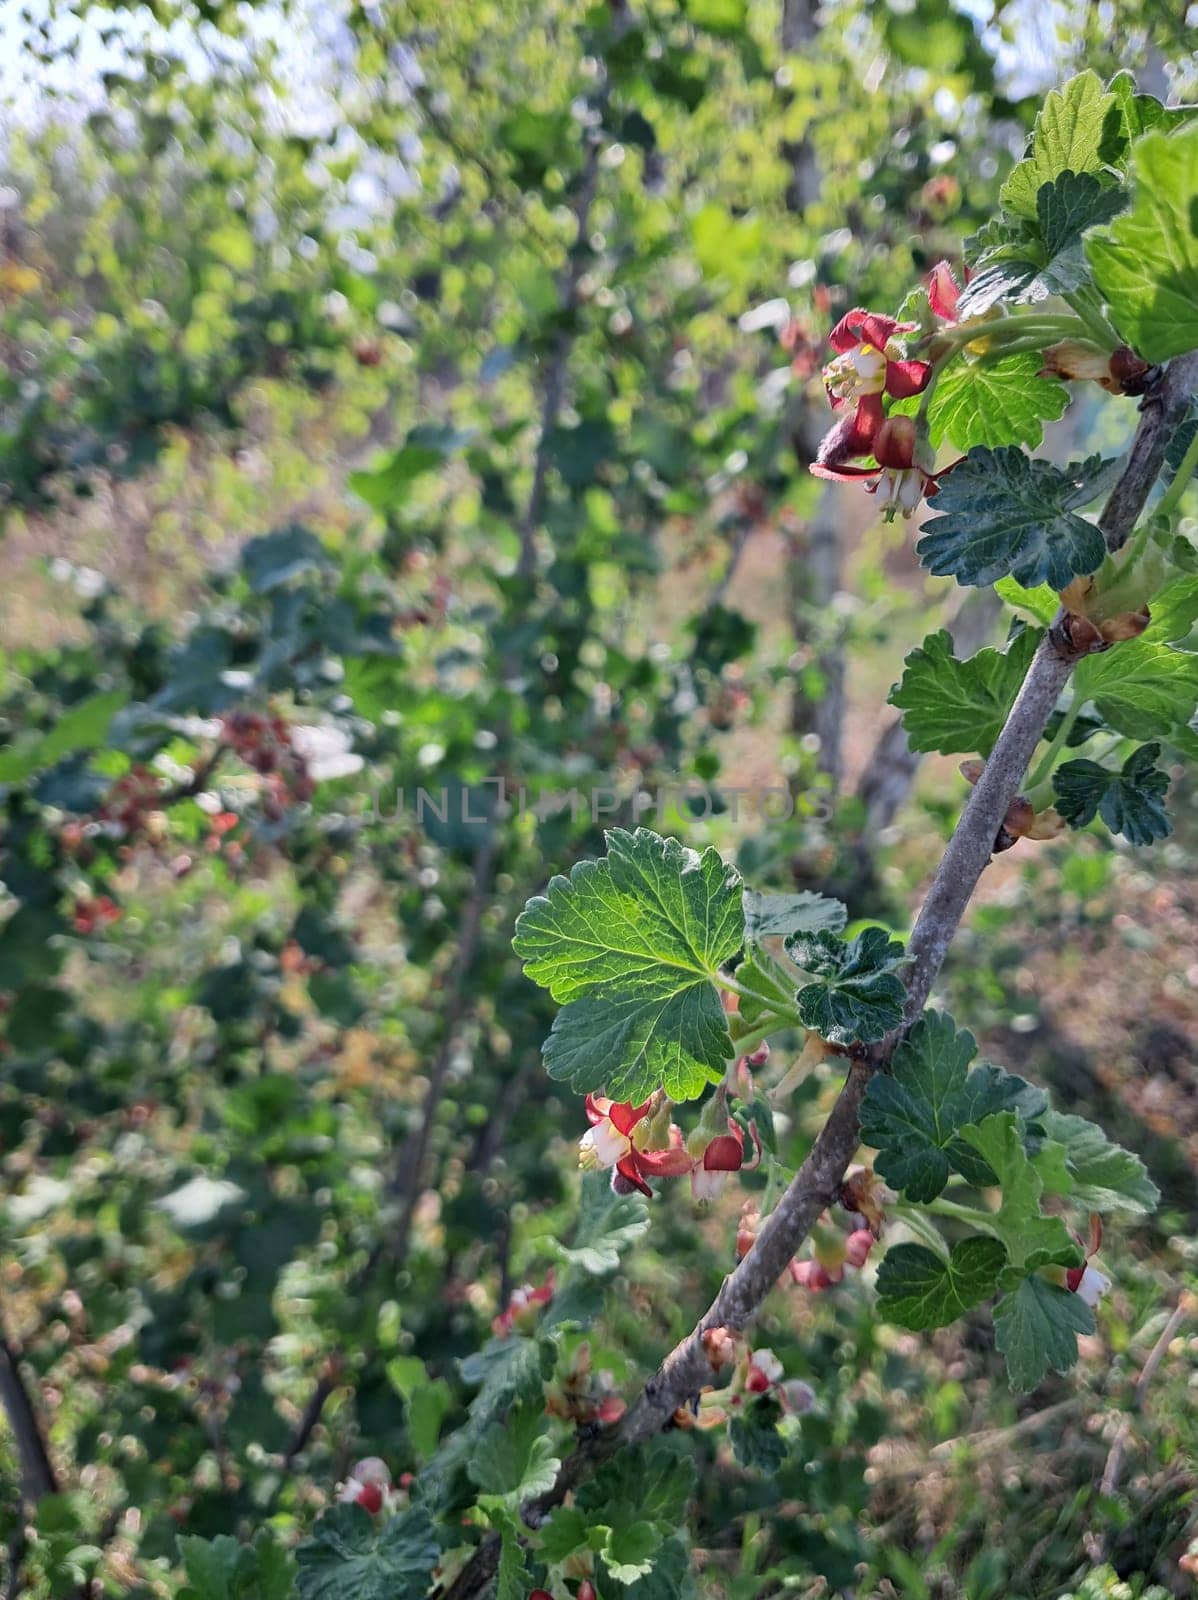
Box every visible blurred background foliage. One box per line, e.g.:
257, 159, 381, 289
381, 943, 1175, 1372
0, 0, 1196, 1596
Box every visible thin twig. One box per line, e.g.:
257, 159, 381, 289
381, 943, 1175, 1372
388, 830, 501, 1264
0, 1326, 59, 1502
437, 347, 1198, 1600
1094, 1294, 1192, 1524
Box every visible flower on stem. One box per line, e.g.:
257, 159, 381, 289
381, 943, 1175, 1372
823, 309, 931, 414
928, 260, 964, 324
687, 1097, 762, 1203
492, 1272, 555, 1337
580, 1094, 692, 1197
812, 414, 939, 521
1065, 1214, 1111, 1308
338, 1457, 396, 1515
745, 1347, 783, 1393
1040, 339, 1152, 396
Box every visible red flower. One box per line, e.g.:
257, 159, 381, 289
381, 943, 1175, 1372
1065, 1214, 1110, 1307
492, 1272, 555, 1337
338, 1457, 395, 1514
928, 260, 963, 323
72, 895, 121, 935
580, 1095, 693, 1197
821, 308, 931, 453
812, 414, 939, 521
689, 1118, 761, 1203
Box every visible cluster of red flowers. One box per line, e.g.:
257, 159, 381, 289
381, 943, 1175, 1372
808, 263, 965, 519
71, 894, 121, 935
219, 710, 314, 817
579, 1070, 765, 1203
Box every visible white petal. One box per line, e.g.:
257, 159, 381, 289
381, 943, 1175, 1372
1075, 1266, 1111, 1307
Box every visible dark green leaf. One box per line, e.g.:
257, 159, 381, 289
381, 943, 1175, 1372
1053, 742, 1172, 845
469, 1405, 560, 1504
917, 448, 1109, 590
242, 525, 331, 593
743, 890, 846, 942
993, 1274, 1095, 1391
785, 926, 906, 1046
875, 1238, 1007, 1331
295, 1504, 439, 1600
728, 1395, 788, 1473
859, 1011, 1046, 1202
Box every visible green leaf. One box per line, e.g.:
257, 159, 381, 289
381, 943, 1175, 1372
385, 1357, 453, 1461
0, 690, 129, 786
732, 950, 802, 1031
495, 1524, 528, 1600
916, 448, 1109, 591
1038, 1110, 1159, 1214
1072, 590, 1198, 737
743, 890, 846, 941
295, 1504, 439, 1600
469, 1405, 561, 1505
1104, 71, 1198, 158
602, 1522, 662, 1584
727, 1395, 787, 1473
1037, 170, 1127, 263
958, 1114, 1082, 1274
995, 576, 1059, 625
1088, 123, 1198, 362
179, 1533, 295, 1600
513, 828, 743, 1102
241, 525, 331, 592
554, 1172, 650, 1276
925, 352, 1068, 453
993, 1273, 1095, 1390
1000, 71, 1116, 220
1053, 742, 1172, 845
876, 1238, 1008, 1331
889, 626, 1041, 758
539, 1505, 591, 1565
785, 926, 906, 1046
859, 1011, 1046, 1202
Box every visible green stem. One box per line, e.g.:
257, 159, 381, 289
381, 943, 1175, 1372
1026, 693, 1081, 792
973, 334, 1101, 363
1153, 425, 1198, 522
1064, 287, 1119, 349
924, 1196, 1000, 1232
889, 1202, 951, 1259
929, 312, 1090, 351
729, 1015, 796, 1059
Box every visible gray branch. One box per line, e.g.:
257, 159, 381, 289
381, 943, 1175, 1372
437, 347, 1198, 1600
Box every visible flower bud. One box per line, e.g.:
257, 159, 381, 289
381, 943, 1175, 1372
1001, 796, 1036, 839
1098, 608, 1150, 643
1039, 339, 1122, 391
779, 1378, 817, 1414
872, 414, 917, 470
702, 1326, 738, 1372
845, 1229, 874, 1269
